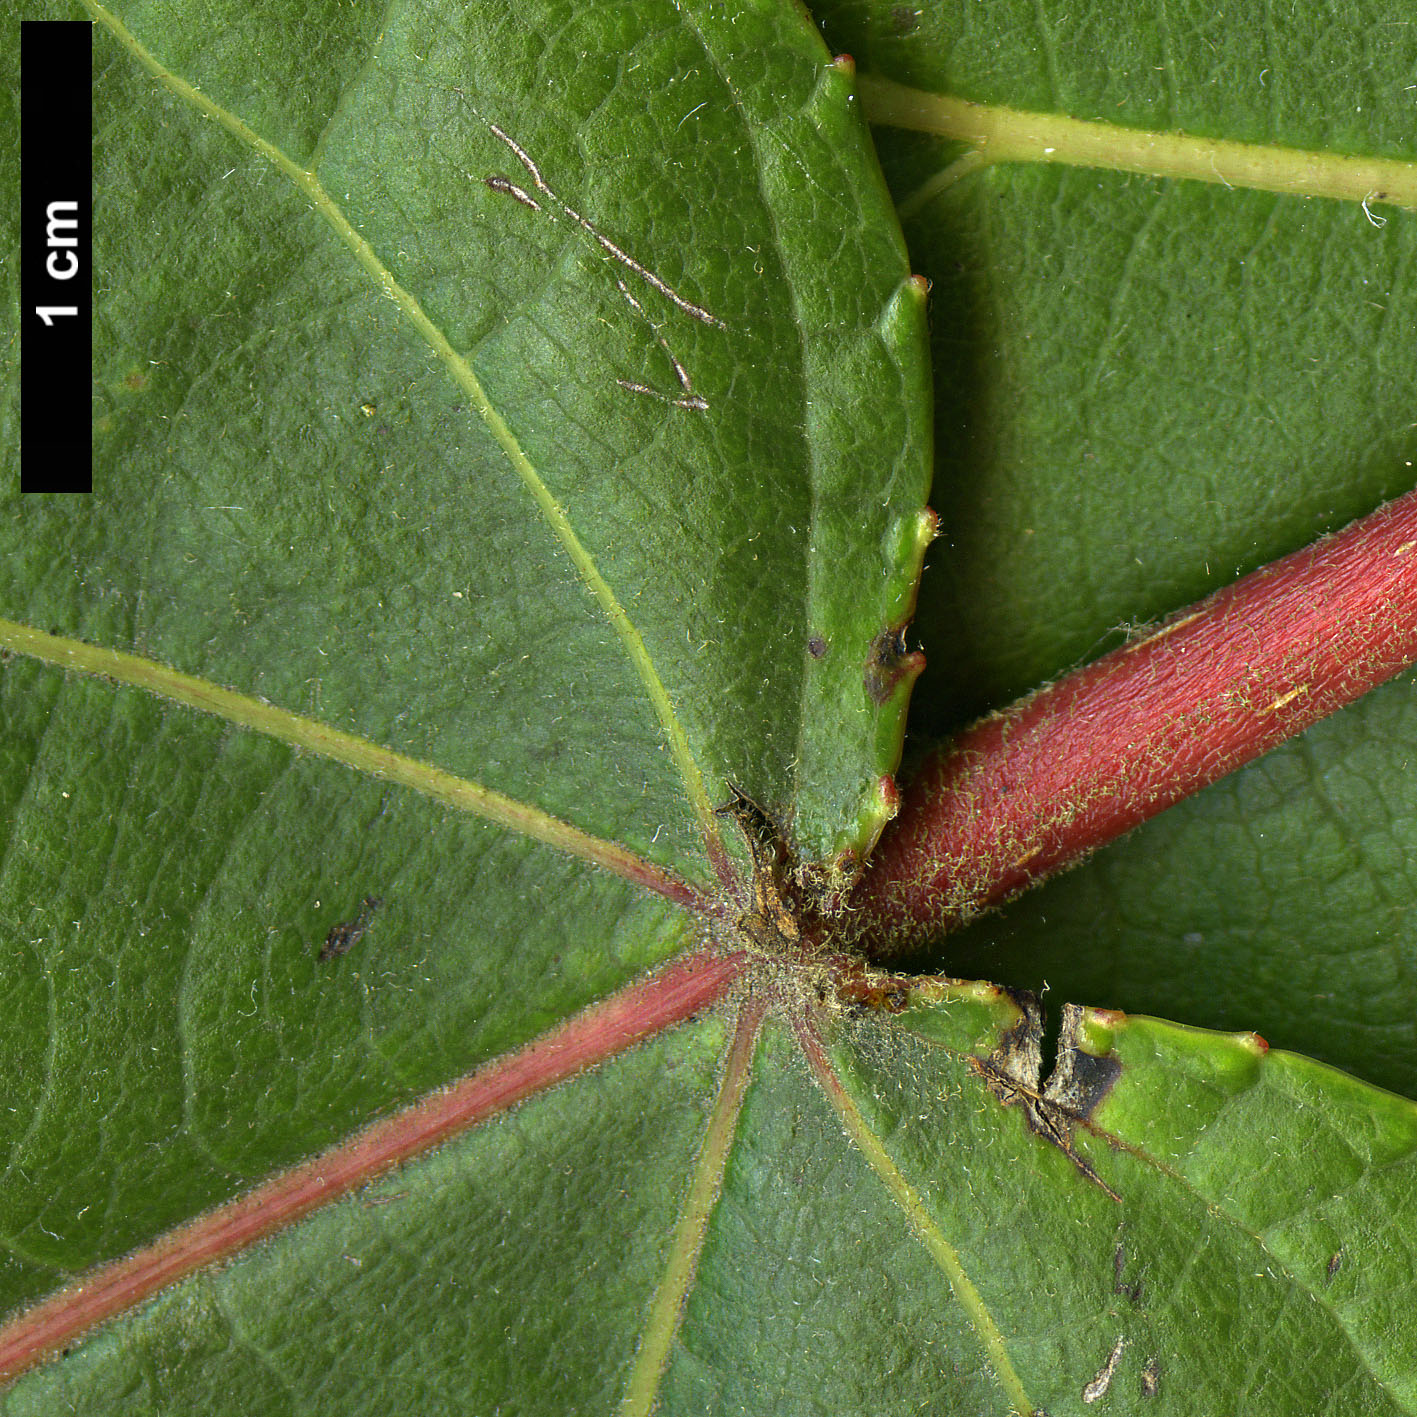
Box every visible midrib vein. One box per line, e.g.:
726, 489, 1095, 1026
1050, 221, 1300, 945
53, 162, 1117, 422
798, 1020, 1036, 1417
0, 948, 745, 1384
0, 620, 705, 908
859, 73, 1417, 214
620, 999, 764, 1417
83, 0, 726, 868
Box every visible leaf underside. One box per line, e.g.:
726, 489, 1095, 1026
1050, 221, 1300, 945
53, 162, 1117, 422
0, 0, 1414, 1414
812, 0, 1417, 1097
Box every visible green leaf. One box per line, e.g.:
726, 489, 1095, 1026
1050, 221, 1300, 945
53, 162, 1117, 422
2, 0, 1415, 1413
2, 1018, 734, 1415
816, 988, 1417, 1414
3, 0, 923, 1358
10, 989, 1417, 1413
814, 0, 1417, 727
811, 0, 1417, 1096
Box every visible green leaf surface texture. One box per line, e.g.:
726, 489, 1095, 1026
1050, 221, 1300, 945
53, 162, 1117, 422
812, 0, 1417, 1095
5, 0, 926, 1289
0, 0, 1414, 1413
14, 990, 1417, 1415
3, 1019, 730, 1415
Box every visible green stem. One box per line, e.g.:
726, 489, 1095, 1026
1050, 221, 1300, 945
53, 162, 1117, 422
620, 999, 764, 1416
797, 1017, 1037, 1417
859, 73, 1417, 213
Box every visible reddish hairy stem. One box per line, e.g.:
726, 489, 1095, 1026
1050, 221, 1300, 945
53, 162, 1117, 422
0, 947, 743, 1384
854, 489, 1417, 949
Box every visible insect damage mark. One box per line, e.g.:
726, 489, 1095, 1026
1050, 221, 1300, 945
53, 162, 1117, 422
1112, 1242, 1143, 1304
481, 120, 721, 411
319, 896, 383, 962
966, 997, 1123, 1201
1081, 1335, 1126, 1404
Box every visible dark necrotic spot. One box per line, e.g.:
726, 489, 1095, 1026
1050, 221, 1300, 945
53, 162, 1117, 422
1045, 1003, 1123, 1120
1141, 1356, 1161, 1398
863, 625, 909, 704
319, 895, 384, 962
807, 634, 828, 659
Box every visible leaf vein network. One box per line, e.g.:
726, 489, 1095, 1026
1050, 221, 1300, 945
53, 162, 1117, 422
81, 0, 726, 877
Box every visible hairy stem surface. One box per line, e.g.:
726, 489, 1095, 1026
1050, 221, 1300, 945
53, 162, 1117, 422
854, 489, 1417, 948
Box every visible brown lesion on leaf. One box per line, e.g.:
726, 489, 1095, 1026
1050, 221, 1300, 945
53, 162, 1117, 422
966, 995, 1124, 1202
1112, 1242, 1144, 1304
1140, 1355, 1162, 1398
318, 895, 383, 962
863, 623, 921, 705
1081, 1334, 1126, 1404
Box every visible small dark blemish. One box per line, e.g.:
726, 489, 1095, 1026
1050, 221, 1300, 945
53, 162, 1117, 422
1113, 1242, 1143, 1303
122, 369, 148, 392
807, 634, 828, 659
1141, 1356, 1161, 1398
863, 625, 911, 705
319, 895, 383, 962
1326, 1248, 1343, 1282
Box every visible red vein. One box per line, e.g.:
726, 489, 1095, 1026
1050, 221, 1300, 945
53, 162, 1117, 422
620, 997, 764, 1416
855, 488, 1417, 947
0, 948, 745, 1385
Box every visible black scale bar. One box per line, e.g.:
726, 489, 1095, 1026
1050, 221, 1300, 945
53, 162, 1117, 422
20, 20, 93, 493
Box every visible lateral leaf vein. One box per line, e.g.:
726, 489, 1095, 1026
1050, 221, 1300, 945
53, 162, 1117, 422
82, 0, 726, 868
